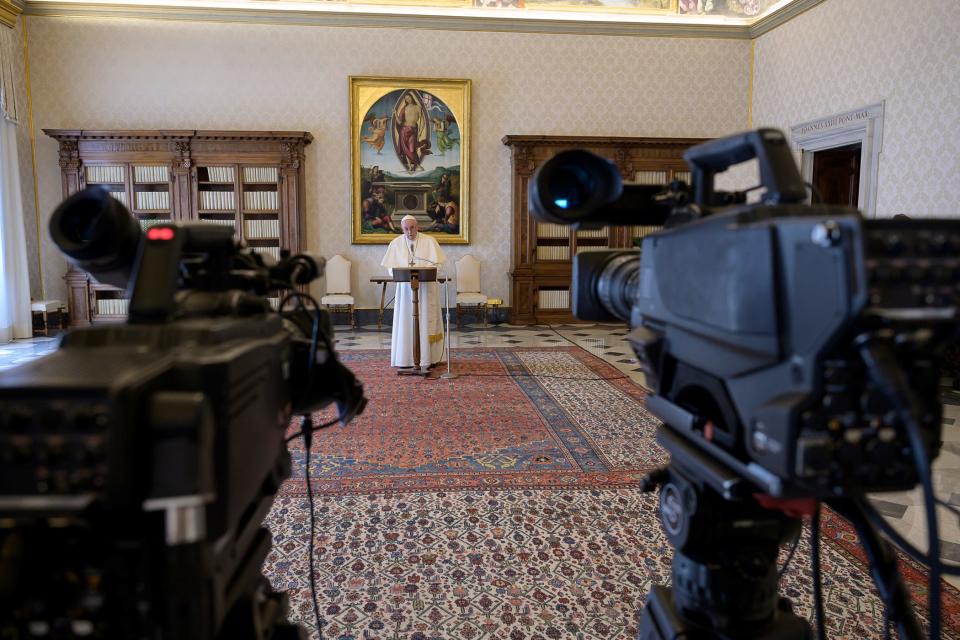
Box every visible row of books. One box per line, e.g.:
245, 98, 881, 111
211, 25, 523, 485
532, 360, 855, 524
87, 166, 124, 184
267, 297, 280, 311
136, 191, 170, 210
536, 245, 571, 261
255, 246, 281, 261
134, 166, 168, 183
200, 218, 236, 227
633, 170, 667, 185
538, 289, 570, 310
536, 222, 569, 239
206, 167, 235, 183
244, 219, 280, 239
631, 225, 663, 240
204, 167, 279, 184
244, 191, 279, 211
96, 298, 129, 316
244, 167, 278, 183
108, 191, 128, 206
200, 191, 236, 210
576, 228, 608, 239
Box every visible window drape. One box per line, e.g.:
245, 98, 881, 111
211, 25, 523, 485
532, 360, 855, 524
0, 25, 32, 342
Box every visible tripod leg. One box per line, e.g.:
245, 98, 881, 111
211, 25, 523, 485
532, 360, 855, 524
827, 498, 923, 640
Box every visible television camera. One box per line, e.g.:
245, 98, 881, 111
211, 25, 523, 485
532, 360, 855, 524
529, 129, 959, 639
0, 187, 366, 639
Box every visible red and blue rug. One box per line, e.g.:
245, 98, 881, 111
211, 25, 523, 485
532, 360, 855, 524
264, 347, 960, 639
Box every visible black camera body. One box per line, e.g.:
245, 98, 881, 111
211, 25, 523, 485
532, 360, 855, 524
0, 317, 297, 639
529, 129, 958, 639
633, 206, 955, 499
0, 187, 365, 639
532, 130, 956, 500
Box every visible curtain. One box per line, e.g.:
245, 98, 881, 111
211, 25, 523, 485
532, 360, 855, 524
0, 25, 19, 124
0, 116, 32, 342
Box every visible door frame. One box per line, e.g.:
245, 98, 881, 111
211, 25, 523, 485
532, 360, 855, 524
790, 102, 884, 218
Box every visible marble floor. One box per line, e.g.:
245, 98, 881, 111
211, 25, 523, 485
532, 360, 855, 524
2, 323, 957, 588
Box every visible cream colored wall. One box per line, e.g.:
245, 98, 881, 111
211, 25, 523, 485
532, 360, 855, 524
10, 17, 41, 300
25, 17, 750, 308
752, 0, 960, 216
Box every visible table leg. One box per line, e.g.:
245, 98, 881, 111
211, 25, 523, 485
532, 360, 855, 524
378, 282, 387, 329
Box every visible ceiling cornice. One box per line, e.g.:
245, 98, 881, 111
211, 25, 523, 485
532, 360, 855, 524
749, 0, 824, 38
0, 0, 24, 29
19, 0, 823, 39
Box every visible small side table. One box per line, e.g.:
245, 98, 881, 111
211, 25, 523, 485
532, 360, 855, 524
31, 300, 67, 336
486, 298, 504, 325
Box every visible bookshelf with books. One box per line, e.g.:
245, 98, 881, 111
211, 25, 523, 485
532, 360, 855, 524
502, 135, 705, 324
45, 129, 312, 326
240, 165, 282, 265
196, 165, 239, 236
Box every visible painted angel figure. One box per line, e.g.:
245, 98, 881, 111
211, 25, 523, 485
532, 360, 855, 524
361, 114, 390, 154
431, 115, 459, 155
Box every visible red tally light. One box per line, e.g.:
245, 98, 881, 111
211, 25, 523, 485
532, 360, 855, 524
147, 227, 175, 241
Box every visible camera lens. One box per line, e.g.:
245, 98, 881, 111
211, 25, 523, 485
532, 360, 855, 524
529, 150, 623, 224
60, 206, 100, 245
596, 252, 641, 322
49, 186, 143, 290
548, 165, 594, 211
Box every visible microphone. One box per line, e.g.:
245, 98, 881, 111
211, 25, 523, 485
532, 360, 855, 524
413, 255, 452, 284
412, 255, 440, 266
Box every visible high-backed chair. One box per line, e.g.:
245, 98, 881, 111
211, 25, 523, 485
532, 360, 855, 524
30, 300, 66, 336
455, 254, 487, 328
320, 254, 356, 328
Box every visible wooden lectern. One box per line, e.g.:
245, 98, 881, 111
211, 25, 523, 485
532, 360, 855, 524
392, 266, 438, 375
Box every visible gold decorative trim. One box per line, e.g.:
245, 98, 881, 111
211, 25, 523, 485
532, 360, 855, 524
21, 15, 44, 298
747, 39, 755, 128
0, 0, 22, 29
350, 76, 471, 245
20, 1, 768, 39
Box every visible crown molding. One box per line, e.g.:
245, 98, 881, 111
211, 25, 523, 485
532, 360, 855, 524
749, 0, 824, 38
20, 0, 820, 39
19, 1, 762, 38
0, 0, 24, 29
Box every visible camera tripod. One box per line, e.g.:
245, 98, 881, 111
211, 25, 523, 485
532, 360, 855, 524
638, 426, 923, 640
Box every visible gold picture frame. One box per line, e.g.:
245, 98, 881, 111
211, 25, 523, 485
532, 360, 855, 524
350, 76, 471, 244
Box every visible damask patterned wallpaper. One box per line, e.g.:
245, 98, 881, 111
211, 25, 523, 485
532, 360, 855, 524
10, 17, 41, 300
752, 0, 960, 217
25, 17, 750, 307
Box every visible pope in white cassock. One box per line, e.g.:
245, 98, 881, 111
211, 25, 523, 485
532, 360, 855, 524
381, 215, 447, 369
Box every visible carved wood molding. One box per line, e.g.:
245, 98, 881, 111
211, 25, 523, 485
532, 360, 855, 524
44, 129, 312, 144
502, 135, 705, 148
280, 141, 304, 169
611, 146, 634, 178
57, 139, 79, 169
513, 146, 537, 178
173, 140, 191, 169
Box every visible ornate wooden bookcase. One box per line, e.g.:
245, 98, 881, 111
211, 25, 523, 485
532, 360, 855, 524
44, 129, 312, 326
502, 135, 706, 325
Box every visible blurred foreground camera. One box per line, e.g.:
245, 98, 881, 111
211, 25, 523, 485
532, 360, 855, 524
0, 187, 367, 639
530, 129, 959, 640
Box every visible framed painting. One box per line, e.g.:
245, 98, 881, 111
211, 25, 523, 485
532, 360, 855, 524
350, 76, 471, 244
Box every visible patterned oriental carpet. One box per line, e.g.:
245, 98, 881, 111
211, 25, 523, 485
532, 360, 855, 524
263, 347, 960, 639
